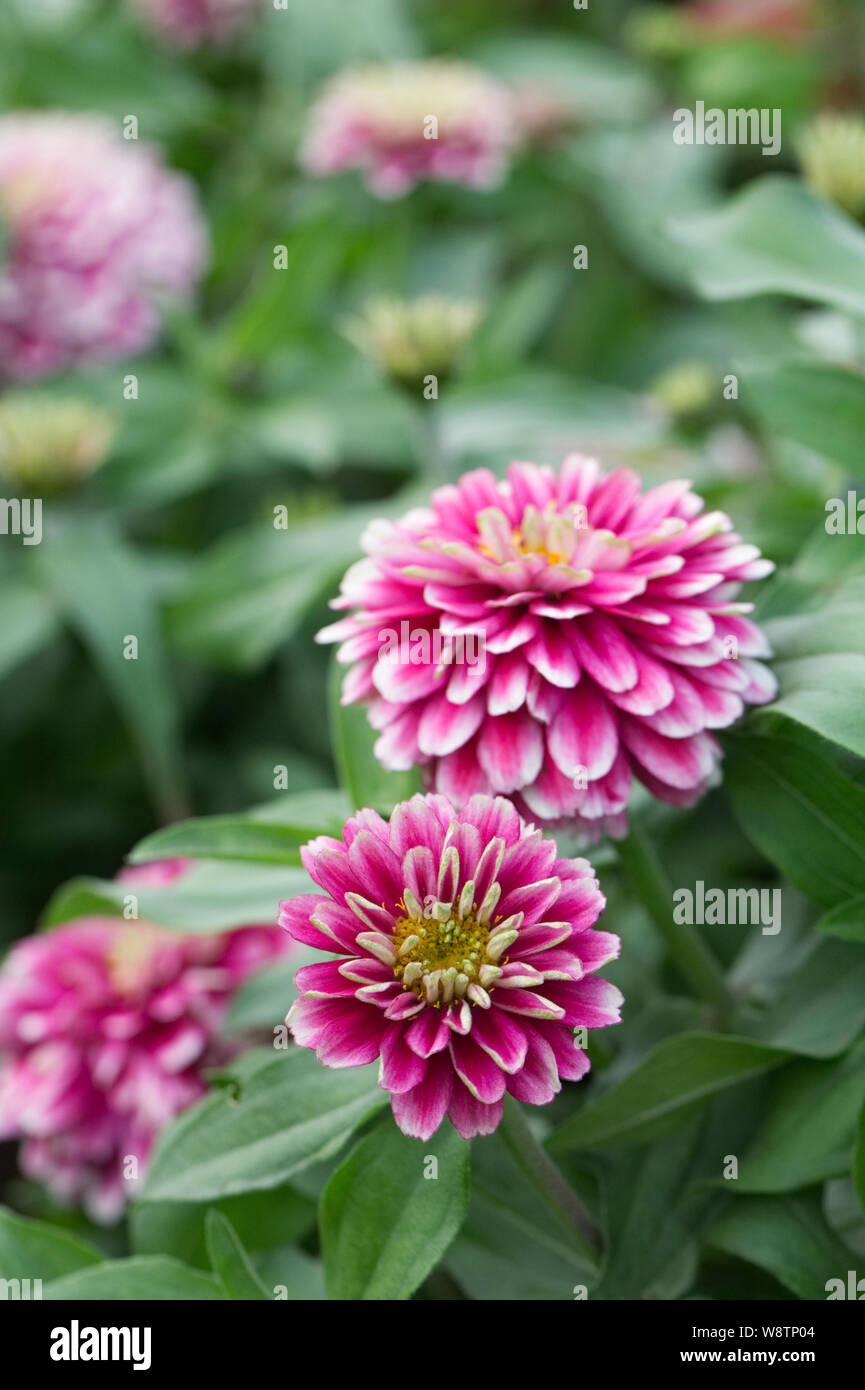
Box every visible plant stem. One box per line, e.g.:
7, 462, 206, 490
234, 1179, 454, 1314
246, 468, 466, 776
499, 1095, 601, 1264
616, 821, 733, 1015
411, 398, 445, 483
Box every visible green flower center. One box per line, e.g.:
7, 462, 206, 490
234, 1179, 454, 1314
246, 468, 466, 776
391, 895, 519, 1008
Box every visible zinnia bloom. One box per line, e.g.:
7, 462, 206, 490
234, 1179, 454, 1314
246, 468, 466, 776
0, 392, 114, 491
0, 860, 287, 1222
320, 458, 776, 839
129, 0, 259, 48
0, 112, 207, 379
798, 113, 865, 220
281, 793, 621, 1140
300, 59, 519, 198
342, 295, 482, 390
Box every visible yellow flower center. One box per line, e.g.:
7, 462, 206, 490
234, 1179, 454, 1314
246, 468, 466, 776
391, 895, 519, 1008
105, 925, 166, 996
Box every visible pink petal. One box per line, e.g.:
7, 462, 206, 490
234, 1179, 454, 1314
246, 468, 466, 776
379, 1025, 428, 1093
405, 1006, 451, 1058
547, 683, 618, 780
448, 1031, 507, 1103
417, 689, 486, 757
505, 1024, 561, 1105
447, 1087, 503, 1139
477, 709, 544, 793
568, 613, 639, 693
390, 1051, 453, 1140
487, 651, 531, 715
470, 1007, 528, 1073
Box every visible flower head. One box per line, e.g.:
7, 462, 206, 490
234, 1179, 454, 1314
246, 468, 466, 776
650, 361, 715, 420
282, 793, 620, 1140
798, 113, 865, 220
129, 0, 259, 48
342, 295, 482, 389
0, 112, 207, 379
0, 392, 114, 491
0, 859, 287, 1221
300, 59, 520, 198
320, 458, 776, 839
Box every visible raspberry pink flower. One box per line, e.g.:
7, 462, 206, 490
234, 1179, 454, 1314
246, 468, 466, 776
0, 860, 287, 1222
300, 60, 519, 198
129, 0, 259, 48
281, 793, 621, 1140
320, 458, 776, 839
0, 113, 207, 379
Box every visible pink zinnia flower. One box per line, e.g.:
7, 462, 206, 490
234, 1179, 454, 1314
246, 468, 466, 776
300, 60, 520, 198
320, 458, 776, 839
129, 0, 259, 48
0, 859, 287, 1222
281, 793, 621, 1140
0, 112, 207, 379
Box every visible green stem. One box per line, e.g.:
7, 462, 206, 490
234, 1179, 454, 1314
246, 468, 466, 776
411, 398, 445, 484
616, 821, 733, 1015
499, 1095, 601, 1264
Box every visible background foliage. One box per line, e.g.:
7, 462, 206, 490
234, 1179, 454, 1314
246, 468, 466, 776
3, 0, 865, 1301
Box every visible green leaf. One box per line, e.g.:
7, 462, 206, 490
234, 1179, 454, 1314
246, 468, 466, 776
573, 122, 720, 288
319, 1115, 469, 1300
854, 1097, 865, 1218
128, 789, 350, 867
474, 32, 656, 125
818, 898, 865, 943
707, 1194, 855, 1300
445, 1131, 597, 1300
41, 859, 308, 933
765, 588, 865, 660
724, 730, 865, 909
0, 583, 60, 682
669, 176, 865, 317
592, 1120, 714, 1300
205, 1211, 270, 1301
443, 370, 665, 466
742, 359, 865, 474
42, 1256, 224, 1301
258, 0, 417, 84
38, 514, 185, 821
225, 948, 319, 1035
737, 1041, 865, 1192
760, 655, 865, 761
130, 1187, 316, 1269
745, 939, 865, 1058
213, 217, 346, 366
328, 656, 421, 814
547, 1033, 788, 1154
141, 1048, 388, 1204
167, 508, 375, 671
254, 1247, 327, 1301
0, 1208, 103, 1283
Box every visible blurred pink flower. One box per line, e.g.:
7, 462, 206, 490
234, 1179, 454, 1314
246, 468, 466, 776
691, 0, 812, 43
0, 112, 207, 379
0, 859, 287, 1222
282, 793, 620, 1140
130, 0, 259, 48
300, 60, 520, 198
320, 458, 776, 840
